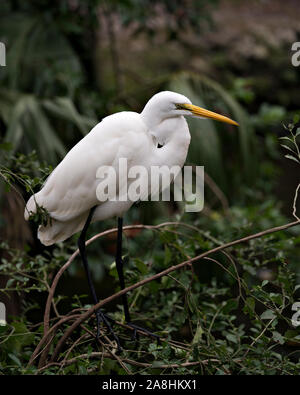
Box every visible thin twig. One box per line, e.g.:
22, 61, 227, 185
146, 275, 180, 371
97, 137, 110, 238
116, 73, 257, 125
293, 183, 300, 221
38, 351, 221, 372
46, 219, 300, 364
43, 221, 220, 335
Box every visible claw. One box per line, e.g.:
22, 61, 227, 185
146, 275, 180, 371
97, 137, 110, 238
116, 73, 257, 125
126, 322, 160, 343
95, 310, 122, 352
131, 327, 138, 342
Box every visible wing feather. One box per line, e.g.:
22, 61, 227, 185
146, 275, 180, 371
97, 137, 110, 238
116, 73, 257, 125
25, 112, 150, 223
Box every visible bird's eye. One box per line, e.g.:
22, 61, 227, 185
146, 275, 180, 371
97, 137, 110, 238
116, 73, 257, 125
175, 103, 186, 110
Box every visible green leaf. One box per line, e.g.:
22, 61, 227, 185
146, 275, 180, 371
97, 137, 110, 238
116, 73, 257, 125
135, 258, 148, 275
226, 333, 238, 344
192, 324, 204, 344
8, 353, 22, 367
280, 144, 297, 154
164, 245, 172, 265
223, 299, 238, 314
279, 136, 292, 141
260, 309, 276, 320
243, 297, 255, 316
272, 331, 285, 345
285, 154, 300, 164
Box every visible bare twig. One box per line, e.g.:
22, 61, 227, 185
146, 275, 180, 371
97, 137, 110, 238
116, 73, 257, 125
38, 351, 219, 372
43, 221, 220, 335
45, 219, 300, 364
293, 183, 300, 221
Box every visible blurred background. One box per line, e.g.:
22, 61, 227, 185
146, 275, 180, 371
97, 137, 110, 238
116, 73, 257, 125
0, 0, 300, 374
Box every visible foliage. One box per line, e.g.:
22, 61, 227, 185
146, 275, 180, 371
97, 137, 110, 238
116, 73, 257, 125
0, 148, 52, 226
0, 194, 299, 374
279, 121, 300, 166
0, 0, 218, 163
0, 1, 97, 163
117, 0, 218, 36
0, 139, 299, 375
0, 0, 300, 377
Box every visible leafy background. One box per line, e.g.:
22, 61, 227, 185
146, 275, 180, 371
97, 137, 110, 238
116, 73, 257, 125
0, 0, 299, 374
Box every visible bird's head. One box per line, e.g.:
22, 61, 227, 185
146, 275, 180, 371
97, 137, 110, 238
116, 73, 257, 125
141, 90, 239, 127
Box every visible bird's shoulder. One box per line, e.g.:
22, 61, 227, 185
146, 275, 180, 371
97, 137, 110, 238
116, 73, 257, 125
92, 111, 148, 137
56, 111, 149, 165
33, 111, 151, 222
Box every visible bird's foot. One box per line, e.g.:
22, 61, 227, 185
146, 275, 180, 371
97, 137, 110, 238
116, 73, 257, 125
126, 322, 160, 344
95, 310, 122, 353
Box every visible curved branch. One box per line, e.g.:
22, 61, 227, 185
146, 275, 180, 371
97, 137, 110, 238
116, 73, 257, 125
43, 221, 212, 334
38, 351, 219, 372
48, 219, 300, 364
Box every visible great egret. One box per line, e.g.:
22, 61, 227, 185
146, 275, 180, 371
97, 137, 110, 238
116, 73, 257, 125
24, 91, 238, 349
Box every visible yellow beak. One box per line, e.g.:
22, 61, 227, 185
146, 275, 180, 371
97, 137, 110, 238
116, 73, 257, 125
179, 103, 239, 126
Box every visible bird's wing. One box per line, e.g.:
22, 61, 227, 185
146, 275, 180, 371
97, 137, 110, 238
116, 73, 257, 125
25, 112, 151, 222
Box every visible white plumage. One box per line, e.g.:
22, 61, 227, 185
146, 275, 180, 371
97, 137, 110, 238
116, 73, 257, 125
25, 91, 238, 245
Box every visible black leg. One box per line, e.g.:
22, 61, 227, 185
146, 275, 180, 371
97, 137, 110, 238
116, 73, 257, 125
115, 217, 160, 343
78, 207, 121, 351
78, 207, 98, 305
115, 217, 131, 322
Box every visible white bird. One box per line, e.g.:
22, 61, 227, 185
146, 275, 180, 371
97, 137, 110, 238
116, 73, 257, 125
24, 91, 238, 348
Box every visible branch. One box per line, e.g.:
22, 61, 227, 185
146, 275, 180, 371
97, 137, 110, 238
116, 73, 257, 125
38, 352, 219, 372
47, 219, 300, 364
43, 221, 213, 334
34, 222, 207, 367
293, 183, 300, 221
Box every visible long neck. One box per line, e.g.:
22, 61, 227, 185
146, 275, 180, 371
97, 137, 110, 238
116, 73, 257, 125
144, 115, 191, 168
141, 105, 163, 131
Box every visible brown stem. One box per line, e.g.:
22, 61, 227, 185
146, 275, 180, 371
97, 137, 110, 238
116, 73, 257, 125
48, 219, 300, 364
43, 222, 208, 335
38, 352, 219, 372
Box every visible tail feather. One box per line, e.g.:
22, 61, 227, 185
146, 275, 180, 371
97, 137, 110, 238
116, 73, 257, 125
37, 214, 86, 246
25, 193, 87, 246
